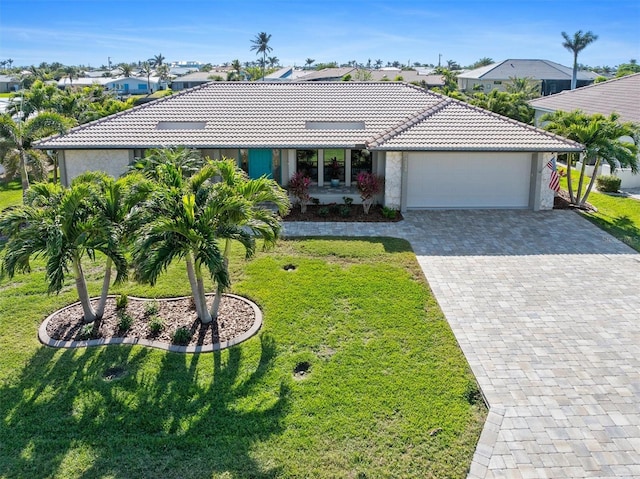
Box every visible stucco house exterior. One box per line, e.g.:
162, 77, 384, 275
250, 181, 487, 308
458, 59, 597, 96
104, 76, 161, 95
530, 73, 640, 188
35, 82, 582, 211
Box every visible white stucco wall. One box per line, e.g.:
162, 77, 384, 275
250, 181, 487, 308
62, 149, 131, 185
576, 161, 640, 189
384, 151, 402, 209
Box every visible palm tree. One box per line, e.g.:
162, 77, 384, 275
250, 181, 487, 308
0, 180, 128, 323
561, 30, 598, 90
140, 61, 153, 93
0, 112, 73, 194
131, 162, 228, 324
63, 66, 78, 86
118, 63, 133, 78
542, 110, 638, 205
152, 53, 165, 67
505, 76, 541, 99
72, 171, 153, 318
250, 32, 273, 80
206, 159, 290, 319
268, 56, 279, 68
374, 59, 383, 69
305, 58, 315, 70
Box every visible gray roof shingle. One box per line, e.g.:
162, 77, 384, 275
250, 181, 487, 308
36, 81, 582, 152
458, 59, 595, 81
529, 73, 640, 124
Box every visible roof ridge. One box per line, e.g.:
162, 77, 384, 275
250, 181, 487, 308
366, 97, 452, 148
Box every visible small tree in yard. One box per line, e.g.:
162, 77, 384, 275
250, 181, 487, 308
356, 172, 383, 214
288, 172, 311, 212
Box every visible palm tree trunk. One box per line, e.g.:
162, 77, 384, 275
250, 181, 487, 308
566, 154, 575, 203
195, 263, 213, 324
571, 53, 578, 90
579, 157, 601, 206
19, 149, 29, 196
576, 154, 588, 204
186, 254, 205, 320
72, 255, 97, 323
95, 257, 112, 319
209, 239, 231, 319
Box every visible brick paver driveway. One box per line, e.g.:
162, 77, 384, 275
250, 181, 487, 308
284, 210, 640, 479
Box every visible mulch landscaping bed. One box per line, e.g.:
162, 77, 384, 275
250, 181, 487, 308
284, 204, 403, 222
553, 190, 596, 211
45, 295, 255, 347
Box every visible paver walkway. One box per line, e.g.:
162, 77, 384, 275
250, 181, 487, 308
284, 210, 640, 479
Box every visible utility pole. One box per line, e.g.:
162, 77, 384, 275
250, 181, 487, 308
438, 54, 442, 68
108, 57, 112, 69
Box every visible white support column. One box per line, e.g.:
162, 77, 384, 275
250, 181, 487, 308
345, 149, 352, 187
318, 149, 324, 186
385, 151, 402, 210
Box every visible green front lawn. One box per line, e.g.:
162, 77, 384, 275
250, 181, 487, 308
0, 238, 485, 478
0, 179, 22, 210
560, 170, 640, 252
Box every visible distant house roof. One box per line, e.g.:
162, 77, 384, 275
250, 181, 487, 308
35, 81, 581, 152
57, 77, 109, 87
529, 73, 640, 124
264, 67, 308, 81
298, 67, 356, 81
458, 59, 596, 81
0, 74, 19, 82
172, 71, 219, 82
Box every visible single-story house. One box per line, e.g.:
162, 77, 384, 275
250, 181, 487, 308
530, 73, 640, 188
104, 76, 161, 95
35, 82, 582, 211
0, 74, 21, 93
458, 59, 597, 96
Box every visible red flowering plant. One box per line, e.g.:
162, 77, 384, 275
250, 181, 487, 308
288, 171, 312, 212
356, 172, 383, 214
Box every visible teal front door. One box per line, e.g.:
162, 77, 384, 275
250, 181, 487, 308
248, 149, 272, 179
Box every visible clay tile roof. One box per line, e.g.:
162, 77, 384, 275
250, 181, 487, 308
36, 81, 582, 152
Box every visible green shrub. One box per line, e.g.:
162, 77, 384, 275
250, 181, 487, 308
329, 203, 340, 214
339, 206, 351, 217
79, 323, 96, 340
115, 294, 128, 310
318, 207, 330, 217
172, 327, 192, 345
144, 300, 159, 316
343, 196, 354, 206
596, 174, 621, 193
382, 206, 397, 219
148, 315, 164, 335
117, 312, 134, 332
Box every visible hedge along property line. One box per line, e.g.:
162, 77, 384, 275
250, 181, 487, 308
38, 293, 263, 353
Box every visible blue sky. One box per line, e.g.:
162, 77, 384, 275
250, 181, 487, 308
1, 0, 639, 69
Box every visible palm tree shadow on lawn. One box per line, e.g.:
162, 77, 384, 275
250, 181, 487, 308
0, 334, 288, 479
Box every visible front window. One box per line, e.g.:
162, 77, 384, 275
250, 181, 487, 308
324, 149, 345, 182
351, 149, 372, 182
296, 149, 318, 182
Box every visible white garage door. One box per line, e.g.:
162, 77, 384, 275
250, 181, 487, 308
407, 152, 532, 208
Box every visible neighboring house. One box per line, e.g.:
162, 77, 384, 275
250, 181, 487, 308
35, 82, 581, 211
171, 71, 226, 90
458, 59, 597, 96
530, 73, 640, 188
0, 74, 20, 93
104, 76, 161, 95
57, 77, 109, 88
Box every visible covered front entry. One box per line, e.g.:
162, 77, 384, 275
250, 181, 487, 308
406, 152, 532, 209
248, 149, 273, 179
